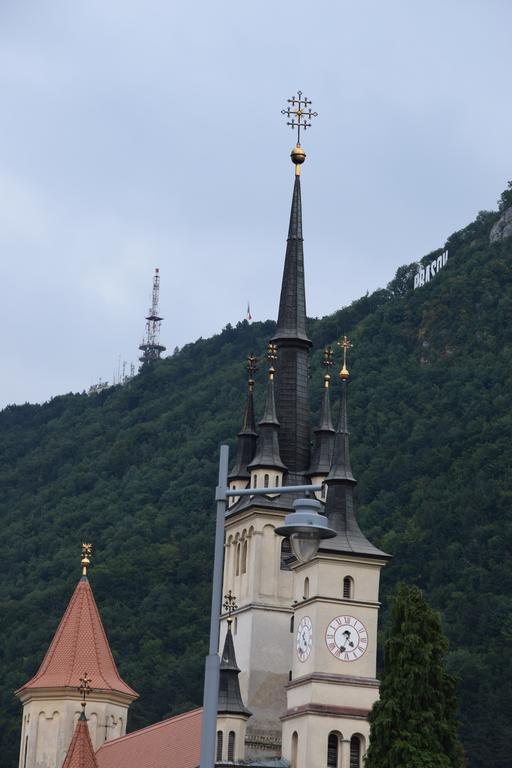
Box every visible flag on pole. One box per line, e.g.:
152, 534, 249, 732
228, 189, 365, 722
246, 302, 252, 322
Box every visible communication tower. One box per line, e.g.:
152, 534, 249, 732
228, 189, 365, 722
139, 268, 166, 366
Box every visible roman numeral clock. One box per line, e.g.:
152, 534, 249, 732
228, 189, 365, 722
325, 615, 368, 662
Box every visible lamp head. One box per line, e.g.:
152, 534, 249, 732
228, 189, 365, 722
275, 498, 336, 564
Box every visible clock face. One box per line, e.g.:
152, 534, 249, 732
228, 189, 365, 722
325, 615, 368, 662
296, 616, 313, 662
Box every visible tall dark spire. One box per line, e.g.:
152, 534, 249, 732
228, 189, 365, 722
229, 354, 258, 483
308, 347, 335, 477
271, 154, 313, 477
248, 345, 286, 472
323, 360, 389, 559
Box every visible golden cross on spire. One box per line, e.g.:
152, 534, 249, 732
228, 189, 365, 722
223, 590, 238, 626
267, 342, 278, 380
281, 91, 318, 145
81, 543, 92, 577
337, 335, 353, 380
246, 353, 258, 391
322, 346, 334, 387
78, 672, 92, 711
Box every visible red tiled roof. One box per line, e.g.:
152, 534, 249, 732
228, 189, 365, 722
62, 713, 99, 768
17, 577, 137, 698
95, 709, 202, 768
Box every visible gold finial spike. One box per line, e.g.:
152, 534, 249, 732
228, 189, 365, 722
267, 342, 278, 380
81, 543, 92, 577
337, 336, 353, 380
78, 672, 92, 712
322, 346, 334, 387
223, 590, 238, 627
246, 353, 258, 391
281, 91, 318, 175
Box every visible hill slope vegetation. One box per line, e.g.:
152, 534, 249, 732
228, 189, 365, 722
1, 193, 512, 768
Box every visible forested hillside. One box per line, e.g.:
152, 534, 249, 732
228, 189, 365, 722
1, 190, 512, 768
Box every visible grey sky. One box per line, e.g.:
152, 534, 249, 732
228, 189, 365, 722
1, 0, 510, 407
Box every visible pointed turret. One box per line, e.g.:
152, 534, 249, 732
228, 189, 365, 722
248, 344, 286, 488
228, 354, 258, 488
322, 347, 389, 559
271, 145, 313, 478
218, 622, 252, 718
307, 347, 335, 489
16, 546, 137, 768
60, 712, 99, 768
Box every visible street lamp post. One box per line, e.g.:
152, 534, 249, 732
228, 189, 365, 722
199, 445, 336, 768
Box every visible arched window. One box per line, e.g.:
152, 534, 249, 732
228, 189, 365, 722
280, 537, 291, 570
303, 577, 310, 599
216, 731, 223, 762
290, 615, 294, 633
288, 669, 292, 681
252, 474, 257, 488
23, 735, 28, 768
235, 542, 240, 576
275, 474, 279, 486
291, 731, 298, 768
343, 576, 354, 599
264, 473, 269, 487
350, 735, 361, 768
228, 731, 236, 761
327, 732, 339, 768
233, 616, 238, 634
241, 540, 248, 574
321, 483, 326, 499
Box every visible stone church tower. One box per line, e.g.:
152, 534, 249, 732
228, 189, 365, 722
221, 112, 389, 766
15, 549, 138, 768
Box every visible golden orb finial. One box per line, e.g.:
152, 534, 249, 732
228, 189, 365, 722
267, 342, 278, 380
337, 336, 353, 380
81, 543, 92, 577
281, 91, 317, 176
322, 346, 334, 387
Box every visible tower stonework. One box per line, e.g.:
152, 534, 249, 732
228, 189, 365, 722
222, 94, 388, 767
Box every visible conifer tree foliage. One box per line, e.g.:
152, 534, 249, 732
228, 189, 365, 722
365, 583, 465, 768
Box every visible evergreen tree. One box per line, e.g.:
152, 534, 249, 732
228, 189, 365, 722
365, 584, 465, 768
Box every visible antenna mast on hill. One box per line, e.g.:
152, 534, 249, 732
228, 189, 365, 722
139, 268, 166, 367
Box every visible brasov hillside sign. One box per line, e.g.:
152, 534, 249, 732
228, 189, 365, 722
414, 250, 448, 289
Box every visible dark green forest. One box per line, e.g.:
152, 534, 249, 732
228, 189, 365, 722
1, 191, 511, 768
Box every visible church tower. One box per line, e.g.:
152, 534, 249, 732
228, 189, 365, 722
16, 546, 138, 768
281, 355, 390, 768
222, 93, 389, 766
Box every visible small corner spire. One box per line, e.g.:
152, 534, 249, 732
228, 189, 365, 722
248, 343, 286, 472
307, 348, 335, 478
228, 354, 259, 484
81, 543, 92, 577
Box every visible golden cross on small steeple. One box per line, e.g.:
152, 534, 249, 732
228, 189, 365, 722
267, 342, 278, 380
322, 346, 334, 387
81, 543, 92, 577
78, 672, 92, 712
337, 336, 353, 380
281, 91, 318, 145
223, 590, 238, 626
246, 353, 258, 391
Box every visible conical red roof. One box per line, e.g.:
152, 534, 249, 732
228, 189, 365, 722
61, 713, 99, 768
17, 577, 137, 698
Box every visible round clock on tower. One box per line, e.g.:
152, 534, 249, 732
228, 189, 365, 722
296, 616, 313, 662
325, 615, 368, 662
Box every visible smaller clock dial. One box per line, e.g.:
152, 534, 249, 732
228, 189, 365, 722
325, 615, 368, 662
296, 616, 313, 662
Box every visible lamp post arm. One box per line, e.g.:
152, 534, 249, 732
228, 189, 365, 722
226, 483, 322, 497
199, 444, 229, 768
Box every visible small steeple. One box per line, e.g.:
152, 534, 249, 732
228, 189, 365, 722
323, 341, 390, 559
218, 592, 251, 718
248, 344, 286, 474
228, 354, 258, 484
60, 703, 99, 768
307, 347, 336, 479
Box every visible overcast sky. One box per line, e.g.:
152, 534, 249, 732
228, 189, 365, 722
1, 0, 510, 407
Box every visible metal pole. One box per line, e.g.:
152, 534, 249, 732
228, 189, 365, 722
199, 444, 229, 768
